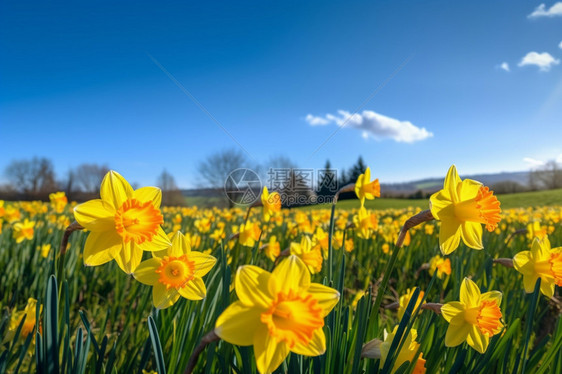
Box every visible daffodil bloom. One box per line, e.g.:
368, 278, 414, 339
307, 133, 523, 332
264, 235, 280, 261
355, 167, 380, 207
428, 255, 452, 279
133, 231, 216, 309
261, 186, 281, 222
73, 171, 171, 274
361, 326, 426, 374
441, 278, 503, 353
513, 235, 562, 298
49, 191, 68, 213
430, 165, 501, 255
290, 236, 323, 274
238, 221, 261, 247
12, 219, 35, 243
40, 244, 51, 258
3, 298, 40, 343
398, 288, 425, 320
214, 256, 340, 374
353, 207, 378, 239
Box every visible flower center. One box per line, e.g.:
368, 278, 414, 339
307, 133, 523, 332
156, 255, 195, 289
365, 180, 381, 197
465, 300, 502, 336
453, 186, 501, 231
260, 290, 324, 348
549, 252, 562, 286
114, 198, 163, 244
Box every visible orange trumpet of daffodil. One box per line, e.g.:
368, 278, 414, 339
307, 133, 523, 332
355, 167, 380, 207
430, 165, 501, 255
261, 186, 281, 222
214, 255, 340, 374
73, 171, 171, 274
133, 231, 216, 309
441, 278, 503, 353
513, 235, 562, 298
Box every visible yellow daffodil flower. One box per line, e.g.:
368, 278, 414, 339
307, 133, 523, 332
430, 165, 501, 255
261, 186, 281, 222
353, 207, 378, 239
361, 326, 426, 373
513, 235, 562, 298
441, 278, 503, 353
428, 255, 452, 279
12, 219, 35, 243
73, 171, 171, 274
49, 191, 68, 213
4, 298, 40, 343
238, 221, 261, 247
290, 236, 323, 274
355, 167, 380, 207
264, 235, 280, 261
133, 231, 216, 309
214, 255, 340, 374
398, 288, 425, 320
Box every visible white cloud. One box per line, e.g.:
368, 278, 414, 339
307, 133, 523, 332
305, 114, 329, 126
499, 62, 510, 72
518, 52, 560, 71
305, 109, 433, 143
523, 157, 545, 167
528, 2, 562, 18
559, 40, 562, 49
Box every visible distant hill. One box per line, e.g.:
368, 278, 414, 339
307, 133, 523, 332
181, 171, 531, 199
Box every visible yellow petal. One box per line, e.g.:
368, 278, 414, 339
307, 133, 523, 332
439, 219, 462, 255
133, 186, 162, 208
441, 302, 465, 324
522, 274, 540, 294
235, 265, 275, 309
460, 221, 483, 250
153, 283, 180, 309
480, 291, 502, 306
133, 258, 161, 285
291, 327, 326, 356
83, 231, 121, 267
429, 191, 453, 221
467, 325, 489, 354
460, 278, 481, 308
254, 324, 289, 374
535, 236, 551, 260
272, 255, 310, 294
178, 277, 206, 300
215, 301, 261, 346
73, 199, 115, 232
458, 178, 482, 201
191, 252, 217, 278
513, 251, 533, 275
444, 165, 461, 203
138, 226, 172, 252
540, 280, 555, 298
445, 322, 471, 348
307, 283, 340, 317
100, 171, 133, 209
168, 231, 190, 256
114, 241, 143, 274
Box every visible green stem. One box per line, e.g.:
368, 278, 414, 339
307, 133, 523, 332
521, 278, 541, 374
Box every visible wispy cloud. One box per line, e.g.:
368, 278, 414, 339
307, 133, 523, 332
518, 52, 560, 71
499, 62, 510, 72
528, 2, 562, 18
305, 110, 433, 143
523, 157, 546, 167
559, 40, 562, 49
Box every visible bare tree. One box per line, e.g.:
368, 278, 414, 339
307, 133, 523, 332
536, 160, 562, 190
156, 169, 185, 206
4, 157, 57, 198
74, 163, 109, 193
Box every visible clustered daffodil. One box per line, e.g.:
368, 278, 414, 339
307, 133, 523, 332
428, 255, 452, 279
441, 278, 503, 353
12, 219, 35, 243
513, 235, 562, 298
73, 171, 171, 274
4, 298, 40, 343
290, 236, 323, 274
49, 191, 68, 213
430, 165, 501, 255
261, 186, 281, 222
214, 255, 340, 374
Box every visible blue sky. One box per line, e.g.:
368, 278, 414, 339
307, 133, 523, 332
1, 0, 562, 188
